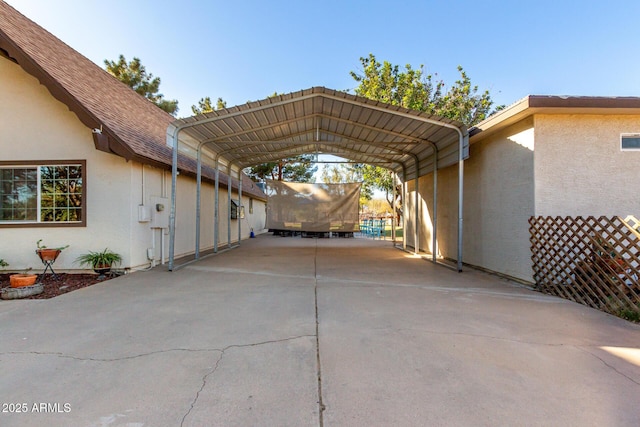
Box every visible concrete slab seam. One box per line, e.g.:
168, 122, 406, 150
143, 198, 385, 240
315, 277, 564, 303
186, 265, 315, 280
314, 239, 325, 427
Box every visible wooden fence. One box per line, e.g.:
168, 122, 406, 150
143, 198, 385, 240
529, 216, 640, 315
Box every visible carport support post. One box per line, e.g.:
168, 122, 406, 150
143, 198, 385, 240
458, 147, 465, 272
214, 158, 220, 253
392, 173, 397, 242
414, 168, 419, 256
237, 169, 242, 245
195, 143, 204, 260
431, 143, 438, 263
402, 168, 407, 252
227, 165, 232, 247
168, 127, 180, 271
455, 131, 468, 272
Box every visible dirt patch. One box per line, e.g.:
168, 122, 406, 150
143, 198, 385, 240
0, 273, 112, 299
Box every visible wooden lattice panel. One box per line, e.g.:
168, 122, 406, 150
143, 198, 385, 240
529, 216, 640, 314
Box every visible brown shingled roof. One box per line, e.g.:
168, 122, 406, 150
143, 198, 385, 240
0, 1, 265, 200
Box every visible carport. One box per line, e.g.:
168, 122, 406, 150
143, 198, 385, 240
166, 87, 469, 271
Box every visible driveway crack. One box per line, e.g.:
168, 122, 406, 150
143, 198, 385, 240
0, 335, 315, 363
180, 350, 224, 427
576, 346, 640, 387
3, 334, 316, 426
180, 335, 316, 426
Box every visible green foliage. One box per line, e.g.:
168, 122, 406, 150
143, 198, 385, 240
351, 53, 501, 127
245, 155, 317, 183
104, 55, 179, 116
320, 163, 361, 185
0, 259, 8, 268
36, 239, 69, 251
348, 53, 503, 208
75, 248, 123, 269
356, 164, 393, 202
350, 54, 444, 112
39, 165, 82, 222
618, 307, 640, 323
191, 96, 227, 115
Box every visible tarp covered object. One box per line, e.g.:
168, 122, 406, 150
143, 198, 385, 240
265, 180, 361, 232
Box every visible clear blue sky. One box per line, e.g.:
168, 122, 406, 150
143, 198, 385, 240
7, 0, 640, 117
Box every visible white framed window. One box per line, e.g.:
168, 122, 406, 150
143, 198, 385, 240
230, 200, 244, 219
621, 134, 640, 151
249, 198, 254, 214
0, 161, 85, 227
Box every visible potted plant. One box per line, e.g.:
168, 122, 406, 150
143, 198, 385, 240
2, 262, 42, 298
75, 248, 122, 279
3, 259, 38, 288
35, 239, 69, 262
9, 273, 37, 288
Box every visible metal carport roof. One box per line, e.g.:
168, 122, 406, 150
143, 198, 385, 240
166, 87, 469, 271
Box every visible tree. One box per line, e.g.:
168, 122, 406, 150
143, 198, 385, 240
191, 96, 227, 115
347, 54, 503, 214
244, 155, 317, 183
350, 53, 499, 125
104, 55, 179, 116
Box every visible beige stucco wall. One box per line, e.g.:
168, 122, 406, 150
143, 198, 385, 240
406, 117, 535, 282
1, 56, 135, 271
1, 56, 266, 272
534, 114, 640, 216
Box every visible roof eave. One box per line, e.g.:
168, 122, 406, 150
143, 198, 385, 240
471, 95, 640, 142
0, 29, 138, 160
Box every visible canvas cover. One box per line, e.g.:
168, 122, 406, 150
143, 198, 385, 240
265, 180, 361, 232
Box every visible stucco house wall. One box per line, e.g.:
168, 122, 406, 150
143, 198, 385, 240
462, 118, 535, 281
1, 56, 134, 271
408, 106, 640, 282
534, 114, 640, 216
407, 117, 535, 282
1, 55, 266, 272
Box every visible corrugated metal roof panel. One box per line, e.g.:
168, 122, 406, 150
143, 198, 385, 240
171, 87, 468, 181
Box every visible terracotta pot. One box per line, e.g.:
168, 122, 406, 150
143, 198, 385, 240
37, 249, 61, 262
10, 274, 38, 288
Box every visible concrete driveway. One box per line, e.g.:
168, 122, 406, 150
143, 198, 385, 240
1, 235, 639, 426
